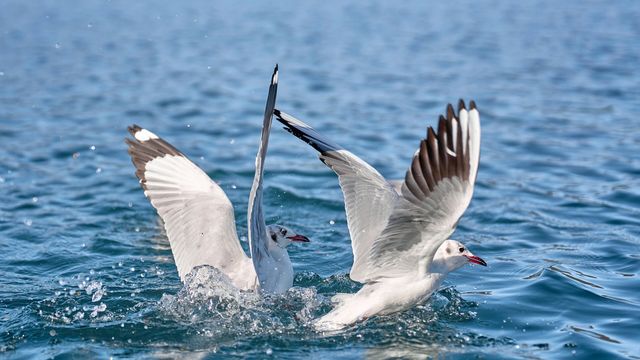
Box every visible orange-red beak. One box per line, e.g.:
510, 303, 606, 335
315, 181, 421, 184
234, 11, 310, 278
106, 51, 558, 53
287, 235, 310, 243
465, 255, 487, 266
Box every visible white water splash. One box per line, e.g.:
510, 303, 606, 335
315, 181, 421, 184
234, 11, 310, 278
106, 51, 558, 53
158, 266, 326, 335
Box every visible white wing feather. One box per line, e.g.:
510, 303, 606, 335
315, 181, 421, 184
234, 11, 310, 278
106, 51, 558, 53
247, 65, 282, 291
354, 102, 481, 281
273, 111, 398, 273
126, 126, 257, 290
275, 101, 481, 283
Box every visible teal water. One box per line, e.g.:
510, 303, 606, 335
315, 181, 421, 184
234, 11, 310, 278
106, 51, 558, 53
1, 0, 640, 358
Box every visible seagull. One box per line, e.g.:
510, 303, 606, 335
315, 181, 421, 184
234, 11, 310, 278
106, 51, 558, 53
125, 65, 310, 294
273, 100, 486, 330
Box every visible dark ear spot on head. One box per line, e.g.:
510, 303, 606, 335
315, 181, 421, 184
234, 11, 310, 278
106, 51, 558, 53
446, 247, 451, 254
271, 233, 277, 242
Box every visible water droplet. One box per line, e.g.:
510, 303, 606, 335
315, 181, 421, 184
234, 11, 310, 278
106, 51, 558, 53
96, 167, 102, 174
72, 152, 80, 159
87, 23, 93, 28
265, 348, 273, 355
128, 202, 133, 208
32, 197, 38, 203
130, 267, 135, 272
229, 139, 235, 144
90, 145, 95, 151
23, 219, 33, 226
0, 71, 4, 76
329, 220, 335, 225
135, 227, 140, 232
54, 43, 61, 49
92, 289, 104, 302
231, 185, 237, 189
49, 330, 57, 336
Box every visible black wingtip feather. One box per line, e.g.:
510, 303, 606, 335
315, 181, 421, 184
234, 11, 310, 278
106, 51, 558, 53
127, 124, 142, 136
403, 99, 476, 200
446, 104, 455, 121
271, 64, 278, 85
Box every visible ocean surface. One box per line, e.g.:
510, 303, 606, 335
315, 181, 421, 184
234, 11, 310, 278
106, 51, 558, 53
1, 0, 639, 358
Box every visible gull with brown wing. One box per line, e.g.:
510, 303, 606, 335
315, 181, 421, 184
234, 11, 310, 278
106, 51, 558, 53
274, 101, 485, 330
125, 66, 309, 294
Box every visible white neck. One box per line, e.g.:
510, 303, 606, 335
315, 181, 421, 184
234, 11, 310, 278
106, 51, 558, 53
255, 242, 294, 294
429, 254, 452, 275
267, 242, 291, 263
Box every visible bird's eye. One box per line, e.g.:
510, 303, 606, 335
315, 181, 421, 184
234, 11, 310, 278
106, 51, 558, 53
459, 247, 465, 253
280, 228, 287, 236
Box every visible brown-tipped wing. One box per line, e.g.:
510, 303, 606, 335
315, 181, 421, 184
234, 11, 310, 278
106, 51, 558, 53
126, 126, 257, 289
354, 101, 481, 282
275, 101, 481, 283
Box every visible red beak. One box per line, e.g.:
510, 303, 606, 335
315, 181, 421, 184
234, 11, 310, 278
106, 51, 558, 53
287, 235, 310, 243
465, 255, 487, 266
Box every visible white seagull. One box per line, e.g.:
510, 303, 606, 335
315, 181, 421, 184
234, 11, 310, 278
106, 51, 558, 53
125, 65, 310, 294
274, 100, 486, 330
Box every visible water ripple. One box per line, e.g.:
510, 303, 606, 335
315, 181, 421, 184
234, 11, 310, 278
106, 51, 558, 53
1, 0, 640, 358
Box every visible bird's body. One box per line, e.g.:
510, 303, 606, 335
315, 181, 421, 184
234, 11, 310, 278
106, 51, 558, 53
318, 273, 445, 330
256, 241, 295, 294
274, 100, 486, 330
315, 240, 483, 330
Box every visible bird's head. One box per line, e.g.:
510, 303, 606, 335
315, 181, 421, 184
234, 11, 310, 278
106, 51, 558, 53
432, 239, 486, 273
266, 225, 310, 248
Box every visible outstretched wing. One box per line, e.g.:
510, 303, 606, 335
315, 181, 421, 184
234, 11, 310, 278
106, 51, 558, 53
126, 126, 256, 289
274, 109, 398, 279
275, 101, 481, 283
355, 100, 481, 282
247, 65, 278, 286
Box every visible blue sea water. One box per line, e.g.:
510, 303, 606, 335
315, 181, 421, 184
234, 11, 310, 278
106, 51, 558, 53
1, 0, 639, 358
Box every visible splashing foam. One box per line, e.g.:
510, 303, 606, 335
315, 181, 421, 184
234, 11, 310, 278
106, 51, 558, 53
158, 266, 325, 336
